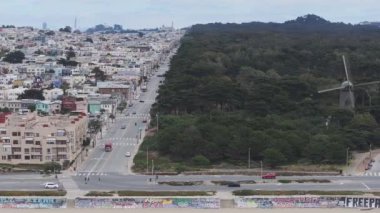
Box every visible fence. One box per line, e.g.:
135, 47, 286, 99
75, 198, 220, 209
235, 197, 380, 209
0, 197, 67, 208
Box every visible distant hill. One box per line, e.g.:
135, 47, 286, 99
284, 14, 330, 25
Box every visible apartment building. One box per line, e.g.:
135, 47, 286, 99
0, 112, 88, 165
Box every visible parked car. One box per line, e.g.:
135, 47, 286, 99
125, 152, 131, 157
262, 173, 276, 179
227, 182, 240, 187
44, 182, 59, 189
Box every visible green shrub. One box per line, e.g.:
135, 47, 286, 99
192, 155, 210, 166
0, 191, 66, 196
233, 190, 366, 196
85, 191, 114, 197
158, 181, 203, 186
118, 191, 214, 196
278, 179, 292, 184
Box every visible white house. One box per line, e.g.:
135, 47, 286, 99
43, 88, 64, 101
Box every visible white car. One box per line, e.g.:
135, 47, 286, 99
125, 152, 131, 157
44, 182, 59, 189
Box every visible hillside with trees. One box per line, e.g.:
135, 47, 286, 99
138, 15, 380, 170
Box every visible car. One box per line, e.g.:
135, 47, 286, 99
121, 125, 126, 129
227, 182, 240, 187
139, 100, 145, 103
262, 173, 276, 179
126, 113, 130, 116
125, 152, 131, 157
44, 182, 59, 189
132, 111, 136, 114
128, 103, 133, 107
142, 118, 147, 123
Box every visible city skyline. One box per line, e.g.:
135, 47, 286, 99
0, 0, 379, 30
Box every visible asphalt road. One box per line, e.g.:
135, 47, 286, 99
1, 173, 380, 192
77, 50, 173, 177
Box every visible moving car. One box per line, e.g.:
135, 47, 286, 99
142, 118, 147, 123
44, 182, 59, 189
121, 125, 126, 129
139, 100, 144, 103
132, 111, 136, 114
125, 152, 131, 157
128, 103, 133, 107
262, 173, 276, 179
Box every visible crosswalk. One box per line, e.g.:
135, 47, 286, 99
74, 172, 108, 176
97, 142, 136, 147
102, 137, 137, 141
362, 172, 380, 176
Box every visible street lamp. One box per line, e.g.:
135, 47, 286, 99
156, 113, 159, 132
146, 147, 149, 174
248, 147, 251, 169
260, 161, 263, 180
369, 143, 372, 160
346, 147, 350, 167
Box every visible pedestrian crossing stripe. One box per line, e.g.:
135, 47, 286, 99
75, 172, 108, 176
97, 143, 136, 147
363, 172, 380, 176
102, 137, 136, 141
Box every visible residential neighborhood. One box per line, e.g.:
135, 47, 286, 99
0, 25, 183, 165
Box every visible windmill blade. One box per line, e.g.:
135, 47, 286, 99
318, 86, 345, 93
355, 81, 380, 87
342, 55, 351, 82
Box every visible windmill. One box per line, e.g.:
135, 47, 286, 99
318, 55, 380, 110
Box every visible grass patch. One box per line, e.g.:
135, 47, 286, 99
158, 181, 203, 186
280, 164, 341, 172
212, 180, 256, 185
277, 179, 331, 184
294, 179, 331, 183
278, 179, 292, 184
85, 191, 115, 197
233, 190, 366, 196
117, 191, 215, 196
0, 191, 67, 196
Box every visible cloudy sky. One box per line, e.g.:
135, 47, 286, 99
0, 0, 379, 29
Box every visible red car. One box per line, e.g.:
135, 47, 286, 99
262, 173, 276, 179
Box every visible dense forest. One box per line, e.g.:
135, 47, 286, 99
143, 15, 380, 168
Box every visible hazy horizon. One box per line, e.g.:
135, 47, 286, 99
0, 0, 379, 30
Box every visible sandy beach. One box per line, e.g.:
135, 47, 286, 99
0, 208, 371, 213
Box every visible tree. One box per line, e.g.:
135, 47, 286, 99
43, 162, 61, 173
59, 26, 72, 33
3, 51, 25, 63
263, 148, 287, 168
191, 155, 210, 166
109, 114, 115, 123
18, 90, 45, 100
65, 47, 76, 60
91, 67, 106, 81
28, 105, 36, 112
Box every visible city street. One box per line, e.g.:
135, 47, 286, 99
77, 50, 174, 177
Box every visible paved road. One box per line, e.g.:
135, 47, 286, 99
1, 173, 380, 192
77, 50, 174, 176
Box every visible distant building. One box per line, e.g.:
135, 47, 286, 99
0, 112, 88, 165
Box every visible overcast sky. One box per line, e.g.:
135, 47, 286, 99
0, 0, 379, 30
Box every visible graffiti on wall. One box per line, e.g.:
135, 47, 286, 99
75, 198, 220, 209
235, 197, 380, 209
0, 197, 67, 208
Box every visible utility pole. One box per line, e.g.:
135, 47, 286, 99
346, 147, 350, 167
146, 147, 149, 174
369, 143, 372, 160
260, 161, 263, 180
156, 113, 159, 132
248, 147, 251, 169
151, 159, 154, 176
